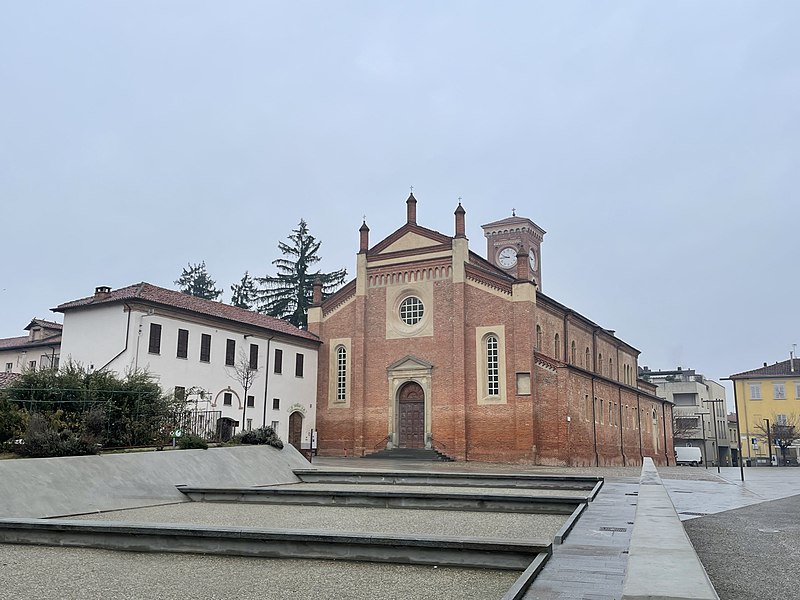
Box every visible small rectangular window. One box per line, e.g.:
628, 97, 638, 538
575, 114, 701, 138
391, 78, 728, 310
272, 398, 280, 410
774, 383, 786, 399
200, 334, 211, 362
247, 395, 255, 408
225, 339, 236, 366
796, 383, 800, 399
270, 420, 279, 433
174, 386, 186, 402
223, 392, 232, 406
776, 414, 788, 426
749, 384, 761, 400
249, 344, 259, 370
148, 323, 162, 354
274, 349, 283, 374
246, 418, 253, 431
295, 353, 304, 377
176, 329, 189, 359
29, 361, 37, 371
5, 363, 12, 372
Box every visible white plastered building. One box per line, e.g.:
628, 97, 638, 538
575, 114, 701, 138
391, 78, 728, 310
54, 283, 320, 448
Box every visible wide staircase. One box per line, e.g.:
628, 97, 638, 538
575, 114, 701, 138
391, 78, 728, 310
365, 447, 453, 461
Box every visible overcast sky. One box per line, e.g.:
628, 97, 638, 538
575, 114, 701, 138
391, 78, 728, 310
2, 2, 798, 408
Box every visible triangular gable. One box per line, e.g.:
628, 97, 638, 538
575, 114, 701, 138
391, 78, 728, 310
369, 224, 452, 256
379, 231, 442, 253
387, 355, 434, 373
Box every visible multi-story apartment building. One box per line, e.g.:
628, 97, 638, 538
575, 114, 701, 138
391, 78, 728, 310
54, 283, 320, 448
640, 367, 731, 466
729, 357, 800, 466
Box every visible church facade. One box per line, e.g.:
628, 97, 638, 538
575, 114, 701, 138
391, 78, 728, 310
308, 195, 673, 465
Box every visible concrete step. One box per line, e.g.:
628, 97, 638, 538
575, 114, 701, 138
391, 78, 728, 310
365, 448, 454, 461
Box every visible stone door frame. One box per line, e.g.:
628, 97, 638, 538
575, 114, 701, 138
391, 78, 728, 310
386, 355, 433, 450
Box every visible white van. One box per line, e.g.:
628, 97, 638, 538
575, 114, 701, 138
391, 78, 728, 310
675, 446, 702, 466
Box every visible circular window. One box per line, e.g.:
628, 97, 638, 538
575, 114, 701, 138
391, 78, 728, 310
399, 296, 424, 326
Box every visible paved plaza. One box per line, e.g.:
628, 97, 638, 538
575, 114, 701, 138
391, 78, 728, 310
2, 454, 799, 599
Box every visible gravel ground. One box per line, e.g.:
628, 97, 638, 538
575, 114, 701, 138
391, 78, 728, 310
70, 502, 565, 541
263, 482, 589, 497
0, 544, 519, 600
683, 494, 800, 600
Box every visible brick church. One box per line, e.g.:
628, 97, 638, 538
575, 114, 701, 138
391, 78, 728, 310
308, 194, 673, 465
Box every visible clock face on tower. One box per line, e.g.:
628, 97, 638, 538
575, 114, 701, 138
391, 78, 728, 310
528, 249, 537, 271
497, 247, 517, 269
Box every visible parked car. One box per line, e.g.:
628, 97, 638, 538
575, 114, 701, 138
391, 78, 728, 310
675, 446, 702, 466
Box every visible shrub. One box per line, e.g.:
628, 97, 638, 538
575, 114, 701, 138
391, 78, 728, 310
239, 426, 284, 449
177, 434, 208, 450
17, 413, 98, 458
0, 396, 25, 444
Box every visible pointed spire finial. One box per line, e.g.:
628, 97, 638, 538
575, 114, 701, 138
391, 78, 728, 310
512, 207, 516, 217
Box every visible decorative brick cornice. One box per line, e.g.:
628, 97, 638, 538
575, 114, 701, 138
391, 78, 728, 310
465, 264, 512, 296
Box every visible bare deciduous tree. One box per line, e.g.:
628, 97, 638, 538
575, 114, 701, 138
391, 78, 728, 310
754, 413, 798, 465
227, 352, 259, 432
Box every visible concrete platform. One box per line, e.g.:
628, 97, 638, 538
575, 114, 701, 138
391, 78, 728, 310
0, 445, 308, 518
178, 484, 586, 514
293, 468, 603, 493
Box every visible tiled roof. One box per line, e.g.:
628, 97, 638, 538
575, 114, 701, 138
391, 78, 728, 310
0, 334, 62, 351
0, 372, 21, 388
729, 358, 800, 379
53, 282, 320, 343
25, 318, 62, 331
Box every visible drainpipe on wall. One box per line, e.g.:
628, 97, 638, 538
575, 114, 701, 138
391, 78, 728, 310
662, 401, 670, 465
591, 377, 599, 466
100, 303, 133, 371
618, 387, 625, 466
261, 337, 274, 428
637, 393, 643, 462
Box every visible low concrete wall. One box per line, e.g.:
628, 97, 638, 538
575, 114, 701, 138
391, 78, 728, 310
0, 518, 549, 570
180, 486, 584, 514
621, 458, 719, 600
0, 445, 309, 518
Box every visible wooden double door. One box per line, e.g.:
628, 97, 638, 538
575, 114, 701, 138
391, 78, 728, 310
398, 382, 425, 449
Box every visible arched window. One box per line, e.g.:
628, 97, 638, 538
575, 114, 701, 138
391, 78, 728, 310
571, 341, 576, 364
486, 335, 499, 396
598, 353, 603, 375
554, 333, 560, 360
535, 325, 542, 351
585, 347, 591, 369
336, 345, 347, 402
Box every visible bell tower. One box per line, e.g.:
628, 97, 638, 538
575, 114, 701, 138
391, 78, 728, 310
481, 212, 546, 289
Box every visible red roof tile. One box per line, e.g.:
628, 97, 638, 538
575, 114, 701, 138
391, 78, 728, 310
0, 372, 21, 388
729, 358, 800, 379
0, 334, 62, 351
53, 282, 320, 343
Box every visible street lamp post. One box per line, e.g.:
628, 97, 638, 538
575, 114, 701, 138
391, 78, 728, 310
764, 418, 773, 467
707, 399, 725, 474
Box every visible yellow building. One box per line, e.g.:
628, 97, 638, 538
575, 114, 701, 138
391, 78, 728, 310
728, 358, 800, 466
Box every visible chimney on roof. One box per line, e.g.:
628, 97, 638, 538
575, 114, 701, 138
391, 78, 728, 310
95, 286, 111, 297
763, 362, 767, 367
791, 346, 795, 373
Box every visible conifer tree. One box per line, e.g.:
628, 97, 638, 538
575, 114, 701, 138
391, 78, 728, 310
256, 220, 346, 327
175, 261, 222, 300
230, 271, 258, 310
